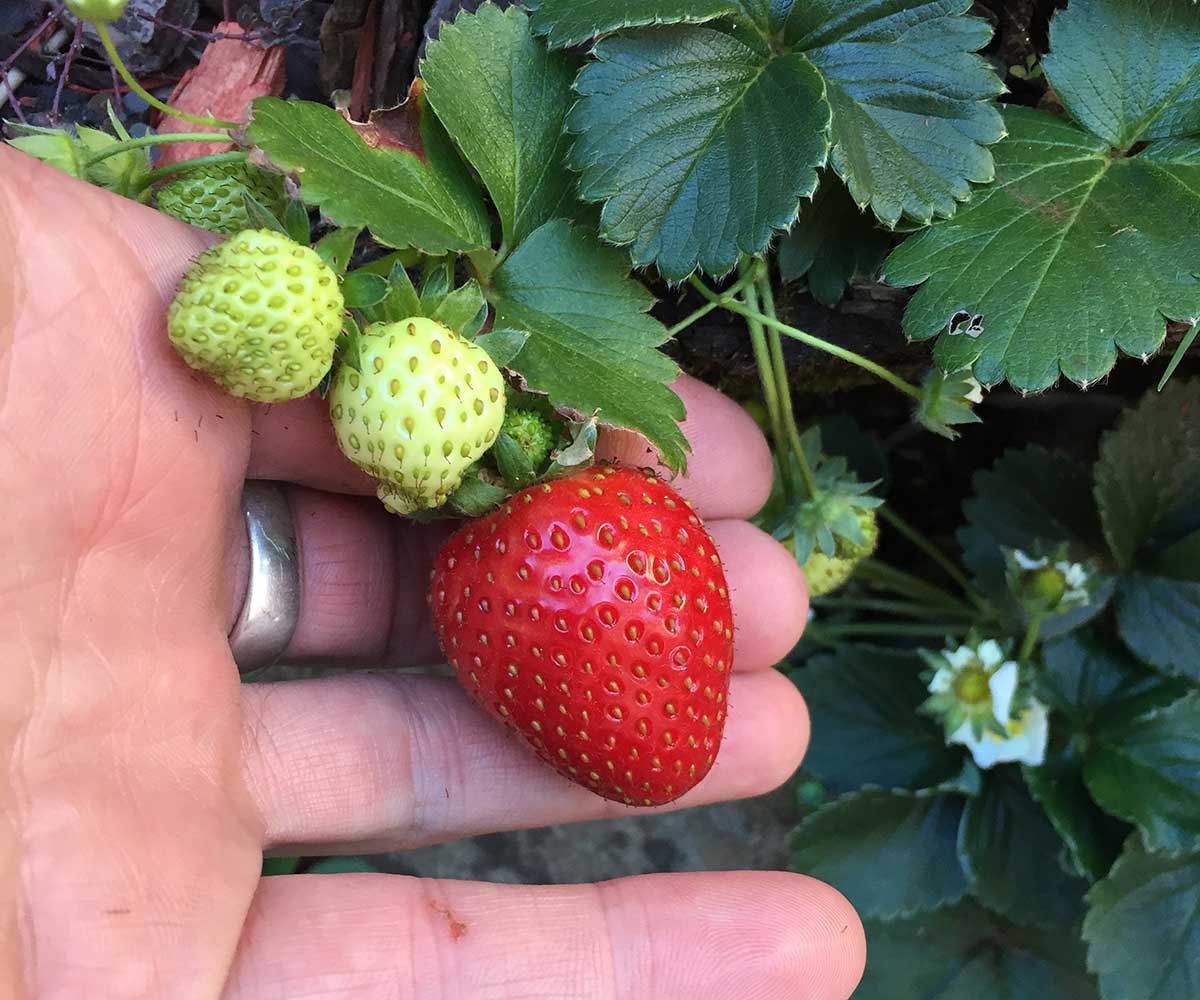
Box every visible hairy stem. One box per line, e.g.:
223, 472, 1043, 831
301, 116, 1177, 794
877, 506, 982, 604
1019, 614, 1043, 662
855, 558, 976, 615
754, 265, 816, 498
82, 131, 234, 167
132, 150, 248, 193
97, 21, 240, 129
721, 298, 923, 401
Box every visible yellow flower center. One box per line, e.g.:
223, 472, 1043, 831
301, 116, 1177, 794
953, 666, 991, 705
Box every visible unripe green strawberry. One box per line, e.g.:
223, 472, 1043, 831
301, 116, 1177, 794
329, 317, 506, 514
501, 408, 555, 467
167, 229, 343, 402
834, 508, 879, 561
156, 163, 287, 236
66, 0, 128, 22
802, 550, 858, 598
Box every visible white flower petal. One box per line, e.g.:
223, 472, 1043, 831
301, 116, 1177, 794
1011, 702, 1050, 767
947, 720, 975, 749
1013, 551, 1047, 571
988, 661, 1018, 722
928, 667, 954, 694
978, 640, 1005, 669
945, 646, 973, 670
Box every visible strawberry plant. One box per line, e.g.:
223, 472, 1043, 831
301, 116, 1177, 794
7, 0, 1200, 996
791, 382, 1200, 1000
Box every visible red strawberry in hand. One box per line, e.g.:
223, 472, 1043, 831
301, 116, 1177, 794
430, 465, 735, 806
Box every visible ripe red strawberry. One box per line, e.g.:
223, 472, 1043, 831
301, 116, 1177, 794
430, 465, 735, 807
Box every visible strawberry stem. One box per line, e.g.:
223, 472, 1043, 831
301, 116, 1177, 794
810, 622, 973, 640
876, 506, 982, 605
1018, 614, 1043, 662
666, 268, 757, 337
81, 130, 233, 168
131, 150, 248, 193
730, 269, 794, 498
854, 558, 975, 616
752, 264, 817, 500
96, 21, 240, 130
719, 297, 923, 402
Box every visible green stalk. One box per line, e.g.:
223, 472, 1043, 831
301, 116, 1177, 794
132, 151, 248, 194
1018, 614, 1043, 662
696, 270, 791, 495
855, 558, 975, 615
96, 22, 240, 130
667, 268, 758, 337
721, 298, 923, 401
753, 265, 817, 498
82, 131, 234, 168
810, 622, 972, 640
814, 597, 978, 620
877, 506, 980, 602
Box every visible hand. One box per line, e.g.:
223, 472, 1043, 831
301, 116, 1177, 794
0, 147, 865, 999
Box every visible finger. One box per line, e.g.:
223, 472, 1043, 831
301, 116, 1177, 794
223, 871, 865, 1000
246, 394, 375, 495
240, 668, 809, 853
709, 520, 810, 671
230, 489, 805, 669
597, 374, 774, 519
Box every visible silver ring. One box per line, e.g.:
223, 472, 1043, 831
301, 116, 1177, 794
229, 481, 301, 673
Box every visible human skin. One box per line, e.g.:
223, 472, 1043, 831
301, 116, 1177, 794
0, 146, 866, 999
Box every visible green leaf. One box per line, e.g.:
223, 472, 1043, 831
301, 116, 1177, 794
959, 446, 1109, 638
430, 280, 486, 334
491, 220, 688, 469
260, 855, 302, 876
1025, 752, 1124, 883
314, 226, 361, 276
1043, 0, 1200, 149
422, 5, 578, 248
526, 0, 741, 49
493, 432, 538, 489
790, 789, 968, 919
790, 645, 963, 795
246, 96, 491, 254
1115, 573, 1200, 682
1085, 691, 1200, 855
777, 173, 891, 306
1039, 630, 1186, 730
785, 0, 1005, 227
883, 108, 1200, 392
446, 470, 511, 518
304, 856, 381, 874
958, 768, 1089, 927
419, 258, 453, 312
341, 271, 389, 309
567, 26, 830, 280
1083, 837, 1200, 1000
377, 261, 421, 323
1094, 380, 1200, 569
473, 328, 529, 367
241, 190, 288, 235
859, 902, 1100, 1000
283, 198, 311, 245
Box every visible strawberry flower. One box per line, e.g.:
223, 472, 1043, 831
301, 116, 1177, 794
921, 638, 1049, 769
1006, 547, 1097, 614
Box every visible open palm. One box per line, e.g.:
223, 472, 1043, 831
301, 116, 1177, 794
0, 148, 864, 999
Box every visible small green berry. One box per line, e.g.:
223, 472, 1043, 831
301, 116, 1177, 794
834, 508, 879, 562
156, 163, 287, 236
167, 229, 344, 402
801, 550, 859, 598
65, 0, 129, 23
501, 409, 555, 468
329, 317, 507, 515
